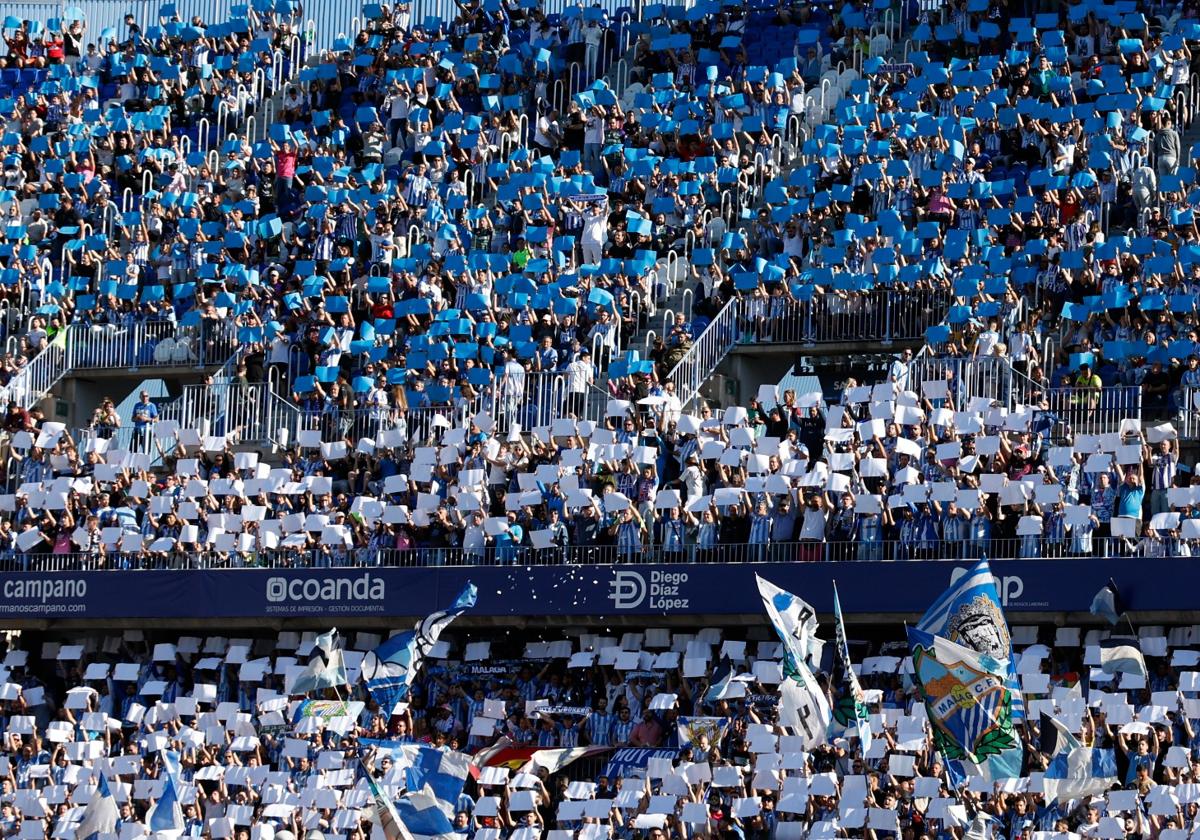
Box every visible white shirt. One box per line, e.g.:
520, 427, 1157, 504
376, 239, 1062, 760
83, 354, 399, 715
566, 359, 592, 393
585, 114, 604, 145
799, 508, 827, 540
581, 212, 607, 245
975, 330, 1000, 357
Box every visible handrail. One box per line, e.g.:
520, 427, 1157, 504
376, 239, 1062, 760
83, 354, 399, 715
665, 297, 739, 409
0, 535, 1169, 571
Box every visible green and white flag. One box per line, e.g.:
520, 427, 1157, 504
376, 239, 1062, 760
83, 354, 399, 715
832, 581, 872, 755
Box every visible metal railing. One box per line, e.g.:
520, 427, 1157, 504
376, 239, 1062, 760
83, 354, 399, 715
1, 330, 69, 409
0, 535, 1183, 572
67, 321, 237, 371
735, 289, 952, 347
1182, 388, 1200, 439
666, 298, 739, 409
907, 357, 1142, 438
273, 387, 486, 450
909, 355, 1028, 410
1042, 386, 1142, 437
489, 370, 600, 434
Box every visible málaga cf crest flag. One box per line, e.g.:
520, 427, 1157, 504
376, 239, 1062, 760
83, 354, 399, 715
907, 626, 1022, 785
918, 559, 1024, 721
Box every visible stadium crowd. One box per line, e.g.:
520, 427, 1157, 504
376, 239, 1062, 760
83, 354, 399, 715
0, 0, 1199, 569
0, 0, 1193, 836
0, 596, 1188, 840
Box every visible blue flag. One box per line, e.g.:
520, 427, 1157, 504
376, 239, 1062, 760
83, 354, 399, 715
362, 583, 477, 713
704, 655, 735, 704
907, 626, 1023, 786
394, 787, 457, 840
917, 558, 1024, 721
148, 749, 184, 832
1043, 747, 1118, 803
78, 773, 118, 840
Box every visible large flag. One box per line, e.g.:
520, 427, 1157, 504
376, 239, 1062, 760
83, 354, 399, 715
907, 626, 1022, 785
77, 773, 118, 840
704, 655, 737, 703
1042, 747, 1118, 804
756, 574, 821, 664
292, 628, 348, 694
1099, 637, 1148, 678
404, 747, 471, 817
1039, 711, 1081, 758
357, 742, 474, 818
363, 583, 477, 713
918, 559, 1024, 721
831, 582, 872, 755
366, 771, 415, 840
757, 575, 832, 748
394, 786, 459, 840
1090, 581, 1125, 626
147, 748, 185, 832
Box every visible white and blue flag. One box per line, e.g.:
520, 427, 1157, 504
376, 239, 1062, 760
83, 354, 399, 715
404, 747, 472, 816
756, 574, 831, 749
366, 772, 415, 840
394, 786, 459, 840
148, 748, 185, 832
292, 627, 349, 694
918, 559, 1024, 721
362, 583, 477, 713
1043, 747, 1118, 804
77, 772, 118, 840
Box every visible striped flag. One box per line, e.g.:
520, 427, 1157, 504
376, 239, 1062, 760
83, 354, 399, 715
292, 628, 348, 694
704, 655, 736, 703
366, 772, 415, 840
1043, 747, 1118, 803
1099, 637, 1148, 678
832, 581, 872, 755
77, 773, 118, 840
1039, 711, 1080, 758
147, 748, 185, 832
1090, 581, 1124, 626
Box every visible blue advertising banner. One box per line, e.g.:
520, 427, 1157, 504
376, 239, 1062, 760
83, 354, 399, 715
0, 558, 1184, 620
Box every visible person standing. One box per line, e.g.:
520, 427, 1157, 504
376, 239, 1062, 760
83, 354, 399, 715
131, 391, 158, 452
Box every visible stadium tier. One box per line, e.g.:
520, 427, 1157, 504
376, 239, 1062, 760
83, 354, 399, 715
0, 1, 1196, 838
0, 0, 1195, 601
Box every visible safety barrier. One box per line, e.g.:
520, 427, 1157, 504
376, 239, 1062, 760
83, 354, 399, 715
1039, 386, 1143, 437
733, 288, 952, 346
0, 534, 1184, 572
666, 297, 738, 409
0, 0, 335, 56
490, 370, 575, 435
1, 330, 68, 408
907, 357, 1140, 437
272, 388, 487, 451
909, 355, 1018, 409
1182, 388, 1200, 439
66, 320, 237, 370
406, 0, 633, 26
